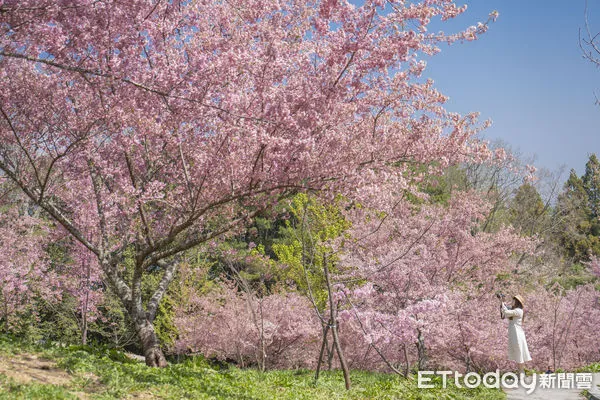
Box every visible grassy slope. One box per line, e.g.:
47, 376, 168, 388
0, 337, 505, 400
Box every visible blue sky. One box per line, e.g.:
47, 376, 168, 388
421, 0, 600, 177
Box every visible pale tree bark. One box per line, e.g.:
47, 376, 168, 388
326, 337, 335, 370
134, 318, 168, 367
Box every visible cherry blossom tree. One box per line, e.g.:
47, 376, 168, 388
0, 194, 104, 342
0, 0, 496, 365
0, 206, 56, 331
336, 190, 535, 372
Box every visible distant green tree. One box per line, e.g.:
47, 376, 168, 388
421, 166, 469, 206
508, 183, 547, 236
583, 154, 600, 233
557, 168, 600, 262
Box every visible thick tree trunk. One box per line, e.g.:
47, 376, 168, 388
103, 256, 177, 368
135, 318, 168, 367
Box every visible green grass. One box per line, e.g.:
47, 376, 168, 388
0, 336, 505, 400
577, 363, 600, 373
0, 375, 78, 400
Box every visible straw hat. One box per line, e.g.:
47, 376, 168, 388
513, 295, 525, 307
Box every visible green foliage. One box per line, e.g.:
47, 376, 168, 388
557, 166, 600, 262
247, 214, 290, 259
0, 375, 78, 400
422, 166, 469, 206
29, 296, 82, 344
142, 273, 179, 350
153, 295, 178, 349
87, 290, 137, 349
508, 183, 547, 236
272, 194, 351, 311
550, 263, 597, 290
45, 241, 71, 272
583, 153, 600, 221
577, 363, 600, 373
0, 337, 505, 400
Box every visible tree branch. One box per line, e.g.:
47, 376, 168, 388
0, 51, 277, 125
146, 259, 177, 321
0, 158, 99, 256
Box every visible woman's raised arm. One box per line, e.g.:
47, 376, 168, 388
501, 303, 521, 318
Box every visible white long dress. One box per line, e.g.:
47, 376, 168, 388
501, 303, 532, 363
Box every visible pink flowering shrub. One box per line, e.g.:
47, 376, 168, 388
323, 189, 599, 373
0, 208, 58, 330
0, 198, 104, 339
60, 241, 105, 332
523, 284, 600, 371
174, 279, 321, 369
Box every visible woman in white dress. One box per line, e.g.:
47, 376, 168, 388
500, 295, 532, 370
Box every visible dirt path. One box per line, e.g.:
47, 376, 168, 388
0, 354, 72, 386
0, 353, 100, 399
